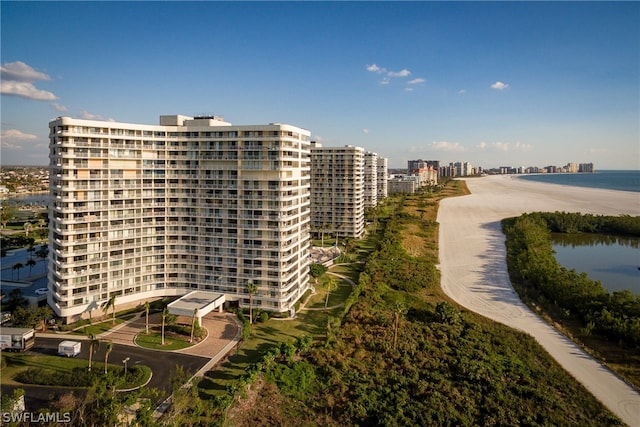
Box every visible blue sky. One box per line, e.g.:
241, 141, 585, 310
1, 1, 638, 169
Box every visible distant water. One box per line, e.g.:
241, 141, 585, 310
517, 170, 639, 193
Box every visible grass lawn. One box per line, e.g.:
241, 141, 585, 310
0, 352, 150, 389
135, 330, 193, 351
70, 315, 133, 336
199, 291, 344, 398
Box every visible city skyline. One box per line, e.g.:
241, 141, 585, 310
1, 2, 638, 170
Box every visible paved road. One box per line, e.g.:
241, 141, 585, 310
437, 175, 640, 426
3, 337, 209, 411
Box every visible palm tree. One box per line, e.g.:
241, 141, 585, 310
246, 280, 259, 325
87, 333, 99, 372
161, 307, 168, 346
26, 259, 36, 277
325, 276, 338, 308
102, 295, 116, 325
144, 301, 150, 335
35, 245, 48, 265
103, 341, 113, 374
190, 308, 199, 343
12, 262, 23, 280
37, 306, 52, 332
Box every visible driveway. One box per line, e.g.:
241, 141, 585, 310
4, 337, 209, 411
437, 175, 640, 426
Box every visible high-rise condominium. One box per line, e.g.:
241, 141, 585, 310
364, 152, 378, 209
49, 115, 311, 322
310, 143, 365, 240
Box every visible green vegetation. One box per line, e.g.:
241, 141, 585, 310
1, 353, 150, 390
212, 183, 620, 426
503, 211, 640, 388
136, 324, 204, 351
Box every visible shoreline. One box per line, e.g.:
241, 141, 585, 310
437, 175, 639, 426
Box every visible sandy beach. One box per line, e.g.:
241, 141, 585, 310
437, 175, 640, 426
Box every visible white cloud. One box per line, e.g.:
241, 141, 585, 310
366, 64, 385, 73
1, 61, 50, 82
0, 61, 58, 101
457, 89, 467, 95
514, 141, 532, 151
404, 87, 414, 92
477, 141, 532, 151
379, 77, 390, 85
408, 78, 425, 85
430, 141, 467, 152
387, 69, 411, 78
491, 81, 509, 90
50, 102, 68, 112
362, 129, 369, 134
1, 80, 57, 101
79, 110, 114, 121
0, 129, 37, 149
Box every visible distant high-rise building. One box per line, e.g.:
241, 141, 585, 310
364, 152, 378, 208
310, 144, 365, 240
579, 163, 595, 173
376, 157, 388, 200
49, 115, 311, 322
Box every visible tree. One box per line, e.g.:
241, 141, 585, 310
0, 201, 15, 230
161, 307, 168, 346
325, 276, 338, 308
26, 258, 36, 277
12, 262, 23, 280
144, 301, 150, 335
246, 280, 259, 325
190, 308, 199, 343
27, 244, 36, 259
88, 333, 99, 372
321, 223, 331, 247
11, 305, 37, 327
104, 341, 113, 374
390, 300, 408, 351
7, 288, 26, 311
37, 305, 52, 332
102, 295, 116, 325
35, 245, 48, 265
309, 263, 328, 286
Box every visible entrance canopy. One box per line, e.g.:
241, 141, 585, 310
167, 291, 225, 326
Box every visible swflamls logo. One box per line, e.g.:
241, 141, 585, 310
1, 411, 72, 423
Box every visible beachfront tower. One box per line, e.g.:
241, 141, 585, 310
48, 115, 311, 322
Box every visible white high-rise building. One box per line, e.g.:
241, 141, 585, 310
364, 152, 378, 208
310, 144, 365, 240
376, 157, 388, 200
48, 115, 311, 322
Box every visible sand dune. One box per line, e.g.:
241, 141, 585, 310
437, 175, 640, 426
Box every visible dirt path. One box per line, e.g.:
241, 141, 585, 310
437, 174, 640, 427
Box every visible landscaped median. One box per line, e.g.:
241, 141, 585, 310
1, 352, 151, 391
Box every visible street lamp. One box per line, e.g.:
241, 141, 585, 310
122, 357, 130, 377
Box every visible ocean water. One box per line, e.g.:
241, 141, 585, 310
517, 170, 639, 193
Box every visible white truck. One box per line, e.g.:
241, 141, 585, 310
0, 328, 35, 352
58, 340, 81, 357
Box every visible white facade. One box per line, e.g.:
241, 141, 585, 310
48, 115, 311, 322
364, 152, 378, 208
376, 157, 388, 200
310, 144, 365, 240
